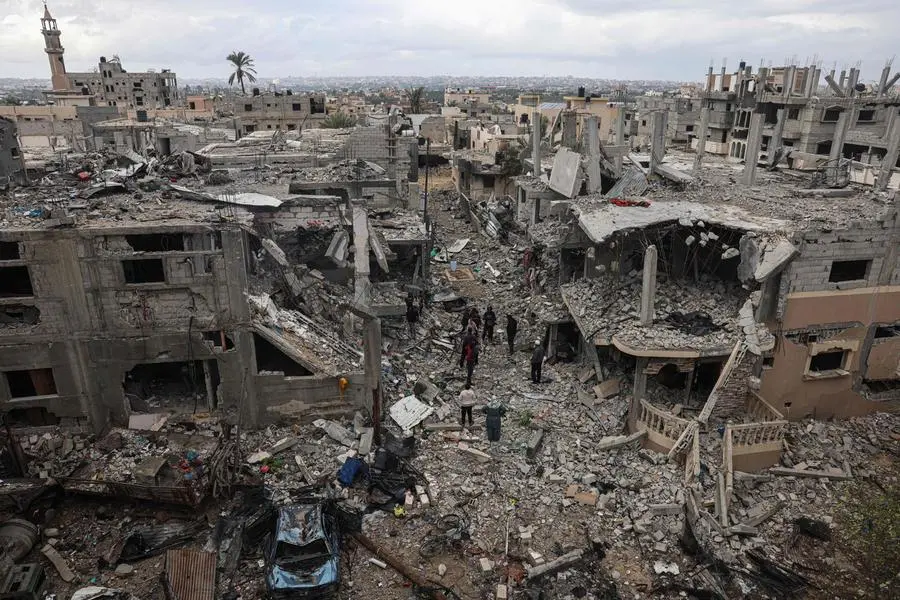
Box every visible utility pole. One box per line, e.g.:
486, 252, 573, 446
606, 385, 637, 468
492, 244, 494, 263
423, 138, 430, 228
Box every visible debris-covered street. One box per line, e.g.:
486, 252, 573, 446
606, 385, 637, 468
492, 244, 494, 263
2, 32, 900, 599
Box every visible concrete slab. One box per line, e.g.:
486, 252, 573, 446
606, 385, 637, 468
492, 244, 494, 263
549, 148, 583, 198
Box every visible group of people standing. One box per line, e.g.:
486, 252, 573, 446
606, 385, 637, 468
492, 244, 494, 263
455, 305, 551, 443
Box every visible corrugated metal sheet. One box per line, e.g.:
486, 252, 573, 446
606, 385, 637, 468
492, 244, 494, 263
165, 549, 216, 600
604, 167, 649, 199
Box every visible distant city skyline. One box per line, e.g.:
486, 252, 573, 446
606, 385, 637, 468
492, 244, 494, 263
2, 0, 897, 83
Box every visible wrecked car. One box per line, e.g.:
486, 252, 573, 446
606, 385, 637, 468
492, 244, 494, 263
264, 502, 340, 599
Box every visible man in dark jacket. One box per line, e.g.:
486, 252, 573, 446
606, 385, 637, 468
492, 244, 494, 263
406, 303, 419, 336
506, 315, 518, 355
530, 340, 546, 383
482, 400, 507, 442
482, 306, 497, 343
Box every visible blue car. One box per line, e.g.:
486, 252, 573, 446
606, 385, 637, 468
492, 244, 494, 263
264, 503, 340, 599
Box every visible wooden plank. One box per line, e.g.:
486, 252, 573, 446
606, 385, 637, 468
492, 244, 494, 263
769, 467, 851, 481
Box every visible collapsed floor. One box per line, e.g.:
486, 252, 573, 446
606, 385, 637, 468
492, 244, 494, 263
0, 173, 898, 600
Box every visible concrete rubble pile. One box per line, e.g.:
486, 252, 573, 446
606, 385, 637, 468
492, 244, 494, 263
290, 158, 386, 183
563, 274, 745, 350
1, 135, 898, 600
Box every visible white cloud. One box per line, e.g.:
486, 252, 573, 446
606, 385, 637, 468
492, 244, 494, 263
0, 0, 896, 81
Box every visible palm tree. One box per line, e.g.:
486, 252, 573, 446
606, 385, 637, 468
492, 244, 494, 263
227, 51, 257, 95
408, 86, 425, 113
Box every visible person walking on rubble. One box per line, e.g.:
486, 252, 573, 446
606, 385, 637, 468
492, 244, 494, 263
469, 307, 482, 335
458, 383, 476, 427
460, 336, 479, 387
506, 315, 518, 355
530, 340, 546, 383
482, 306, 497, 344
406, 301, 419, 337
460, 309, 471, 334
482, 398, 507, 443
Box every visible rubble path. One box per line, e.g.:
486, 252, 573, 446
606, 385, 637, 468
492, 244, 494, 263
340, 182, 900, 599
338, 184, 647, 598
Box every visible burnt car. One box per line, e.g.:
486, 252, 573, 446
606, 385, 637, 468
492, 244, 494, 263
264, 502, 340, 599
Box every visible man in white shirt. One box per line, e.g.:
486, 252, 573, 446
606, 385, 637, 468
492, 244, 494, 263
459, 384, 476, 426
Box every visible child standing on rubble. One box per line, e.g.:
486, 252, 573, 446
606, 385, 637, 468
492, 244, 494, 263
458, 383, 476, 427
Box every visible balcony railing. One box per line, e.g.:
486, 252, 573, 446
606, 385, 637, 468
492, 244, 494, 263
637, 400, 691, 450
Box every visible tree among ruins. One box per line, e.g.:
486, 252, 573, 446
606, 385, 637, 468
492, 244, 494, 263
407, 86, 425, 114
226, 51, 257, 95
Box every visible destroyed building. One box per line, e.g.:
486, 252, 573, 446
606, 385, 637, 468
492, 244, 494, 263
0, 117, 27, 186
0, 190, 380, 431
41, 5, 178, 109
235, 91, 328, 135
642, 60, 900, 191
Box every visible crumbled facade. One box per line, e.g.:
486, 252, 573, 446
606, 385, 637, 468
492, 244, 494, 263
41, 5, 178, 109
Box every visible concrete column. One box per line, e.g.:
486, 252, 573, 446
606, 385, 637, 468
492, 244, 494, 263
615, 108, 626, 176
884, 73, 900, 94
693, 107, 710, 174
531, 108, 541, 177
363, 316, 383, 441
829, 111, 851, 162
798, 68, 809, 98
757, 67, 769, 95
847, 68, 859, 96
719, 65, 726, 92
706, 66, 714, 92
561, 110, 577, 149
877, 66, 891, 97
630, 356, 649, 427
640, 245, 657, 326
741, 113, 764, 185
768, 108, 786, 167
783, 66, 796, 98
876, 111, 900, 190
824, 75, 845, 97
810, 68, 821, 95
838, 69, 847, 91
649, 111, 667, 173
585, 115, 600, 156
352, 204, 371, 305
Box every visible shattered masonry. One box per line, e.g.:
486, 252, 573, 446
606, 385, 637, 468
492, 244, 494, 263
0, 14, 899, 599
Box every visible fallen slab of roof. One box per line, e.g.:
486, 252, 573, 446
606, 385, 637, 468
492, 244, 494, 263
576, 199, 791, 245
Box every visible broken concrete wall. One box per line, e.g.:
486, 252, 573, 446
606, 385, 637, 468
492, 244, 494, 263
257, 372, 366, 425
0, 117, 27, 184
83, 332, 246, 425
864, 334, 900, 381
0, 340, 89, 422
0, 227, 262, 431
785, 218, 899, 293
762, 284, 900, 418
255, 196, 345, 233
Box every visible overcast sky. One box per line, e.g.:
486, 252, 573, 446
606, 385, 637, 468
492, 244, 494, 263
1, 0, 896, 83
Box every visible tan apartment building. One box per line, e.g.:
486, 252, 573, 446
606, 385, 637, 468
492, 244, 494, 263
236, 93, 327, 136
444, 87, 491, 106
